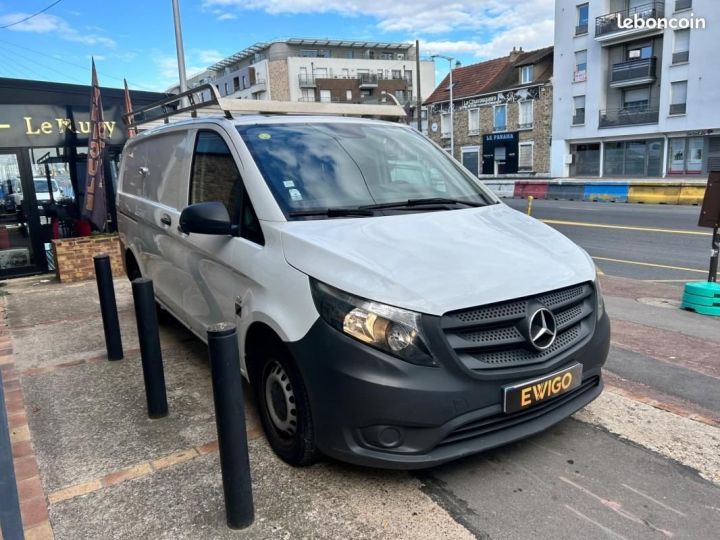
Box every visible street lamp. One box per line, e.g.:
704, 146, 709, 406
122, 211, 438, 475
431, 54, 455, 158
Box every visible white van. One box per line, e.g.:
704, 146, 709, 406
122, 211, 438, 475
118, 90, 609, 469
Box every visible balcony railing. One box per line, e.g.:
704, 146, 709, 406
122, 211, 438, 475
675, 0, 692, 11
599, 106, 659, 128
669, 103, 687, 115
298, 75, 316, 87
672, 50, 689, 64
572, 111, 586, 125
359, 74, 379, 87
610, 57, 657, 87
595, 2, 665, 39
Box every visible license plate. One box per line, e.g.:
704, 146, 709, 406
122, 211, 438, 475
503, 364, 583, 414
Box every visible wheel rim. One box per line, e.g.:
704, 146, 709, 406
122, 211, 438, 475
264, 360, 297, 439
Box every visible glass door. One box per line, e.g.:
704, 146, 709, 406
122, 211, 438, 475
0, 150, 43, 277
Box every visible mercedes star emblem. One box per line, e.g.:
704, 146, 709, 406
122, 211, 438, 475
528, 308, 557, 350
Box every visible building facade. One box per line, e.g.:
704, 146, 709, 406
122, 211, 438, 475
169, 39, 436, 131
425, 47, 554, 177
552, 0, 720, 178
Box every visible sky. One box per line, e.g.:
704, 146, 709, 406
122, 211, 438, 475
0, 0, 555, 93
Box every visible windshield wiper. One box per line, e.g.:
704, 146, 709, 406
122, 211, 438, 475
360, 197, 486, 210
288, 207, 374, 218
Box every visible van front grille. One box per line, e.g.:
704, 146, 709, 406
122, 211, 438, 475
440, 283, 595, 372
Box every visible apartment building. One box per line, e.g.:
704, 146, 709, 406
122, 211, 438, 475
552, 0, 720, 178
425, 47, 554, 176
169, 38, 435, 130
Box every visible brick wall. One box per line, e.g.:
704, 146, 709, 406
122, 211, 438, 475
52, 235, 123, 283
268, 59, 290, 101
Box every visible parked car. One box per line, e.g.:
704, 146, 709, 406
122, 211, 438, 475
117, 111, 610, 469
4, 177, 64, 209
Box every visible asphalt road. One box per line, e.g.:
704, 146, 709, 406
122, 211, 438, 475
503, 199, 712, 282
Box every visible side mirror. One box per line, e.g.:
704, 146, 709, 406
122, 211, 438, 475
179, 202, 235, 236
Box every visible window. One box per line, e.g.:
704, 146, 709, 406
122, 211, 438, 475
624, 87, 650, 109
675, 0, 692, 12
520, 65, 534, 84
519, 142, 533, 171
574, 50, 587, 82
404, 70, 413, 83
462, 147, 480, 176
573, 95, 586, 125
341, 68, 350, 78
603, 138, 663, 177
223, 82, 228, 96
468, 109, 480, 135
346, 51, 354, 59
670, 81, 687, 115
190, 131, 263, 244
381, 52, 393, 60
493, 104, 507, 132
440, 112, 451, 138
519, 100, 533, 129
391, 69, 402, 80
236, 123, 493, 216
570, 143, 600, 176
319, 89, 332, 103
317, 50, 330, 58
300, 49, 318, 57
313, 68, 328, 79
627, 41, 652, 61
346, 90, 353, 102
669, 137, 704, 174
576, 3, 589, 34
241, 75, 247, 89
300, 88, 315, 102
673, 30, 690, 64
233, 77, 240, 91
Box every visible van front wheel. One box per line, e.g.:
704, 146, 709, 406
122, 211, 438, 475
254, 345, 319, 467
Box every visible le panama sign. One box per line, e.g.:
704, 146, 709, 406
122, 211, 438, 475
0, 104, 124, 148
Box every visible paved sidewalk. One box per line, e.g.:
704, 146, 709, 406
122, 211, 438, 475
0, 273, 718, 539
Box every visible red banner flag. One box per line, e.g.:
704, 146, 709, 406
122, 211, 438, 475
82, 58, 107, 230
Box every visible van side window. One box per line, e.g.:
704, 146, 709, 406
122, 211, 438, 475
190, 130, 264, 245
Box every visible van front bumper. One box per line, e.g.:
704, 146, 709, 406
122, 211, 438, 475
288, 312, 610, 469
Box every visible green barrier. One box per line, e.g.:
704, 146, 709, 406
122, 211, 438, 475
681, 281, 720, 317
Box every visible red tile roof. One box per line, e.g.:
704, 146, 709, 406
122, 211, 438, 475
424, 47, 553, 105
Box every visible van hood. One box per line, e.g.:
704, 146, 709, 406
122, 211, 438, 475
280, 203, 595, 316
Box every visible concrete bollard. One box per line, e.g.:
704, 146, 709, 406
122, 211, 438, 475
207, 322, 254, 529
93, 254, 123, 361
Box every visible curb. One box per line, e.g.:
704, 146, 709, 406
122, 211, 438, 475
0, 300, 54, 540
483, 179, 707, 205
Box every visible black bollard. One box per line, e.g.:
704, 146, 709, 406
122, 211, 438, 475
131, 278, 168, 419
93, 254, 123, 360
207, 323, 254, 530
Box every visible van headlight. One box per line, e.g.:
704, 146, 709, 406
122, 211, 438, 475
310, 279, 436, 366
595, 278, 605, 321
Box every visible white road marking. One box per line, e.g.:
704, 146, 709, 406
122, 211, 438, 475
622, 484, 687, 517
564, 504, 629, 540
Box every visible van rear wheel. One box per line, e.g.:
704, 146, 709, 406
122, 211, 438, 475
253, 343, 319, 467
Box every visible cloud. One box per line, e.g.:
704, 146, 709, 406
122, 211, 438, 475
0, 12, 116, 47
216, 13, 237, 20
196, 49, 225, 64
202, 0, 554, 35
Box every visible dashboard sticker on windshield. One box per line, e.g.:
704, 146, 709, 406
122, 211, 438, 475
257, 132, 272, 140
288, 188, 303, 201
283, 180, 295, 188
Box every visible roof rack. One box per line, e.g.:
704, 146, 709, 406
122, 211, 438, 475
123, 83, 407, 130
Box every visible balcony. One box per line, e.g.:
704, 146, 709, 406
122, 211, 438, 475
599, 106, 659, 128
359, 74, 379, 88
672, 50, 689, 64
572, 110, 586, 125
609, 57, 657, 88
595, 2, 665, 44
298, 75, 316, 87
250, 78, 267, 93
669, 103, 687, 115
675, 0, 692, 11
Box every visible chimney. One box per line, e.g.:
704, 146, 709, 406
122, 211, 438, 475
509, 46, 522, 62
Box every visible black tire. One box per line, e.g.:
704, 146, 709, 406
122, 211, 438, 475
252, 342, 320, 467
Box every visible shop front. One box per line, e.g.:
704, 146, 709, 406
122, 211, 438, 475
0, 78, 165, 278
482, 132, 519, 175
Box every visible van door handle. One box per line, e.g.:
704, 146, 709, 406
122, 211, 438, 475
160, 214, 171, 227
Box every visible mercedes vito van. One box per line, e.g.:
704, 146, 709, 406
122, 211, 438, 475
118, 93, 610, 469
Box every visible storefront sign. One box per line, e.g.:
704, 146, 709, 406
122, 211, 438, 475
430, 86, 541, 115
0, 104, 124, 147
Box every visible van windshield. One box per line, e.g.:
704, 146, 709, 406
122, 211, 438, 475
236, 123, 493, 217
